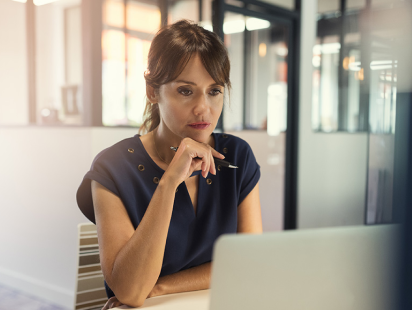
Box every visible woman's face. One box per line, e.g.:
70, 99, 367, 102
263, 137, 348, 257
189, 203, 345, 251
156, 53, 224, 144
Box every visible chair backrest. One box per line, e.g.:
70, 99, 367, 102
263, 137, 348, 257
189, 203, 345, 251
74, 223, 107, 310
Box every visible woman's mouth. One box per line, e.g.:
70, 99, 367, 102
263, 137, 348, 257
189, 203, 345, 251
188, 122, 211, 130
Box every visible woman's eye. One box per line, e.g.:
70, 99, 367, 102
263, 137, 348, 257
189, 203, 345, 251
210, 89, 223, 96
178, 88, 192, 96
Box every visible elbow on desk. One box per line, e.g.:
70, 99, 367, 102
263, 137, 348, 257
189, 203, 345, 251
114, 283, 152, 308
118, 296, 145, 308
104, 266, 158, 307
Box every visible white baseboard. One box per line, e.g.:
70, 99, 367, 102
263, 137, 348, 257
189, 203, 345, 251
0, 266, 74, 309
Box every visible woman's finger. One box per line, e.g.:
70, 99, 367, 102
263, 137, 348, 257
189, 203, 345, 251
211, 148, 225, 159
210, 152, 217, 175
195, 147, 208, 178
205, 149, 212, 178
201, 159, 207, 178
201, 160, 207, 172
190, 158, 203, 175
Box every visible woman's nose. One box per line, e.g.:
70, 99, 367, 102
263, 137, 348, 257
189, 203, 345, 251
193, 95, 208, 115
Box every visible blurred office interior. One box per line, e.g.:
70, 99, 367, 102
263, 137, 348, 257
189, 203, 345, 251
0, 0, 411, 309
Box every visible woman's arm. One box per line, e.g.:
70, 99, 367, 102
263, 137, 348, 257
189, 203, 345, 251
92, 178, 177, 307
237, 182, 263, 233
102, 262, 212, 309
149, 262, 212, 297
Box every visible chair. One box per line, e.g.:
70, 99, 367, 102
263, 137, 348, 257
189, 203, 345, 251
74, 223, 107, 310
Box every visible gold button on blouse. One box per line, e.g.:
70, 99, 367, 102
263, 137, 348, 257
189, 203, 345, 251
217, 165, 221, 171
223, 147, 228, 154
153, 177, 160, 184
206, 178, 212, 185
128, 148, 134, 153
138, 164, 145, 171
222, 134, 228, 138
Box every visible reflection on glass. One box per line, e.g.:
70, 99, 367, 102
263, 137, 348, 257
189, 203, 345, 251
224, 15, 244, 130
365, 2, 401, 224
366, 44, 397, 225
346, 49, 361, 132
102, 0, 159, 126
312, 38, 340, 132
223, 12, 288, 134
312, 2, 399, 134
369, 56, 397, 134
366, 133, 395, 224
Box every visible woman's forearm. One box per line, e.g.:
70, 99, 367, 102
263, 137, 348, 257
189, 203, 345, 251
107, 177, 178, 306
101, 262, 211, 310
149, 262, 212, 297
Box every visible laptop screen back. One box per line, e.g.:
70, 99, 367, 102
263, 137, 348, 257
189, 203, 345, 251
209, 225, 399, 310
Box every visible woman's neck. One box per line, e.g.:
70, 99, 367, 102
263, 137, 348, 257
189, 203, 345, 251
152, 124, 182, 165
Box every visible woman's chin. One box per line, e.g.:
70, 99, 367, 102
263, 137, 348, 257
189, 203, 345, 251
183, 130, 214, 144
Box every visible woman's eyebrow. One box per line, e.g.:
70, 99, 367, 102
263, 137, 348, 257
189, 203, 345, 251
175, 79, 222, 87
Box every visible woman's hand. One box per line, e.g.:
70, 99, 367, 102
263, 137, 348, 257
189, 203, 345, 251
163, 137, 225, 186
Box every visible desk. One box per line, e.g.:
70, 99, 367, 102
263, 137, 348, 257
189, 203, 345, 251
112, 289, 210, 309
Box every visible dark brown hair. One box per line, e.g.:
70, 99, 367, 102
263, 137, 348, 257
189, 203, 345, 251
139, 19, 231, 134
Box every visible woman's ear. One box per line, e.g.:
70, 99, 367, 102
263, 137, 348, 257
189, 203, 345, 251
146, 85, 158, 104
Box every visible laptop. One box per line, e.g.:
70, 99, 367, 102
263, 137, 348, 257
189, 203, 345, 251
209, 225, 399, 310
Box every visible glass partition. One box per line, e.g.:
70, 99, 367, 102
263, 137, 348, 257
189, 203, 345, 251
366, 8, 399, 224
223, 13, 288, 134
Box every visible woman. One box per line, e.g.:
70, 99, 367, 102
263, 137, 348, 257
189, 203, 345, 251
76, 19, 262, 308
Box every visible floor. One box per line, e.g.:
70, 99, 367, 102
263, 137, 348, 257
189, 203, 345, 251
0, 284, 69, 310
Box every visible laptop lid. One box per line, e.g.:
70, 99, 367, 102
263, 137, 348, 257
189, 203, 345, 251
209, 225, 399, 310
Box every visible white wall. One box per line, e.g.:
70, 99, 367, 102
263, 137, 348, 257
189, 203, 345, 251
0, 0, 28, 125
297, 0, 368, 229
0, 127, 139, 308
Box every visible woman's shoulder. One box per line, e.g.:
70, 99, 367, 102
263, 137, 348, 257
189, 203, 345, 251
91, 134, 142, 166
215, 132, 252, 152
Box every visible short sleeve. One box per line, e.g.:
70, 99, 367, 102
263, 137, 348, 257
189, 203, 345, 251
238, 144, 261, 204
76, 152, 121, 224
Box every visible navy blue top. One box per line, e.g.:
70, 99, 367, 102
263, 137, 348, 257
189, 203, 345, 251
76, 132, 260, 298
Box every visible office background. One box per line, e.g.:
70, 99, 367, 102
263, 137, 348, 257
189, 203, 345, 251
0, 0, 411, 309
